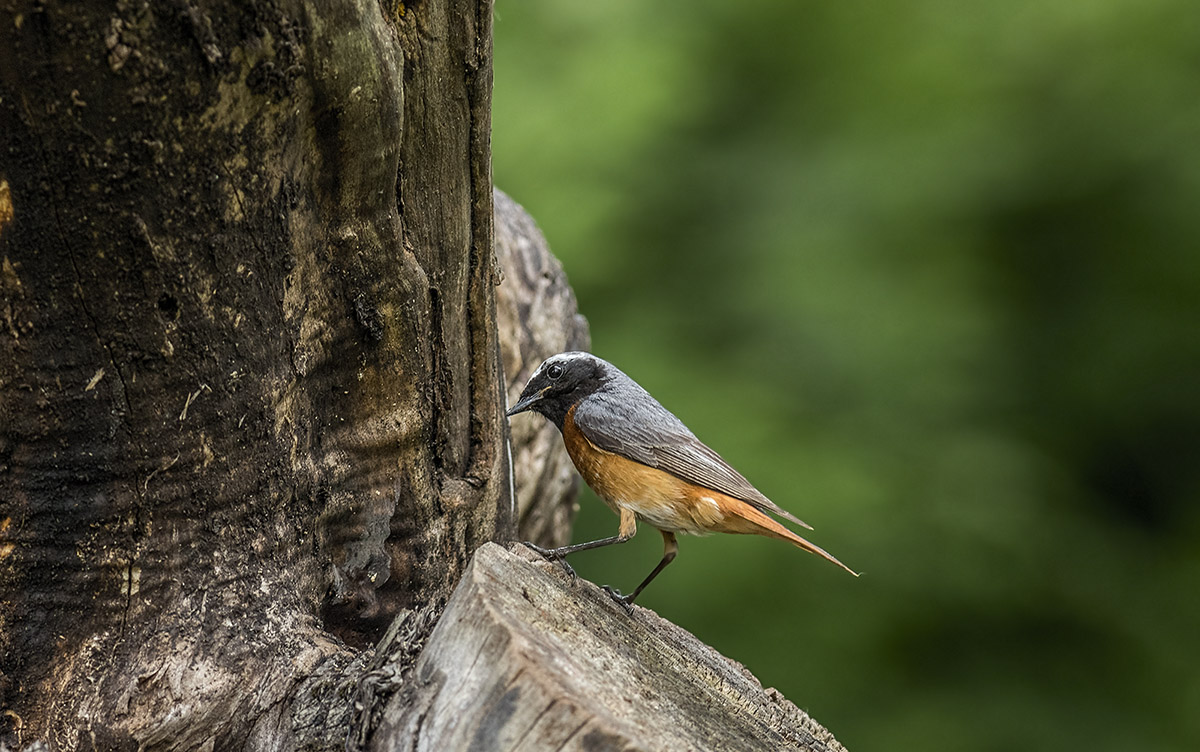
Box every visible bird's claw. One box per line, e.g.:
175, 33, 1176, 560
556, 559, 579, 582
601, 585, 635, 614
523, 541, 577, 583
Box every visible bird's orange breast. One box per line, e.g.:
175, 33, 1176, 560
561, 405, 773, 537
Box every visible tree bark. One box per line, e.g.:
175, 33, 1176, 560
494, 189, 589, 549
0, 2, 847, 750
1, 0, 507, 746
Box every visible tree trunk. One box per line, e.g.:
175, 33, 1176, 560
0, 2, 848, 750
494, 189, 589, 549
1, 0, 507, 746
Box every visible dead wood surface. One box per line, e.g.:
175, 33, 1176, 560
371, 543, 849, 752
494, 189, 590, 548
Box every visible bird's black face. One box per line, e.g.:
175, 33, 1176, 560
506, 352, 606, 429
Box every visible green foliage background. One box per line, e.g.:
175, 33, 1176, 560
493, 2, 1200, 750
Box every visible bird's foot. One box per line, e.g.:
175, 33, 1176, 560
601, 585, 636, 614
523, 541, 578, 582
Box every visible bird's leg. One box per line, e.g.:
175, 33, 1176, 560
525, 537, 623, 581
602, 530, 678, 613
525, 509, 638, 583
522, 541, 578, 580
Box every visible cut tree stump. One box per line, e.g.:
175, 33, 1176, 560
370, 543, 848, 751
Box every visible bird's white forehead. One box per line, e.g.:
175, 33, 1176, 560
534, 351, 598, 375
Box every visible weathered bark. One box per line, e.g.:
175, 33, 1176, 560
494, 189, 589, 548
0, 0, 505, 747
371, 543, 848, 752
0, 1, 848, 750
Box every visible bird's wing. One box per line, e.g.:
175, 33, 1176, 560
573, 389, 812, 530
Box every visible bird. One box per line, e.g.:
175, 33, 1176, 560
506, 351, 857, 610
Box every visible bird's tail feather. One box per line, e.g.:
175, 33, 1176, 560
730, 503, 859, 576
773, 524, 859, 577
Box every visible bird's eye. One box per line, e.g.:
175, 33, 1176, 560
546, 364, 564, 380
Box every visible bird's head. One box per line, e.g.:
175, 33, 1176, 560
506, 351, 608, 428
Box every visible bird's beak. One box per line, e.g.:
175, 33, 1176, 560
505, 388, 546, 417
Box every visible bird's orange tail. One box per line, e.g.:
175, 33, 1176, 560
725, 501, 859, 576
771, 521, 859, 576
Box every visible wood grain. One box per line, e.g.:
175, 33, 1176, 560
371, 543, 849, 752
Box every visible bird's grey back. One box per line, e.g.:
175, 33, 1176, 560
573, 359, 809, 527
579, 362, 697, 446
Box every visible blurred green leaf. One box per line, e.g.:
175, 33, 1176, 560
495, 1, 1200, 749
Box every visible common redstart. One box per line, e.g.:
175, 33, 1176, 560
507, 351, 857, 609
